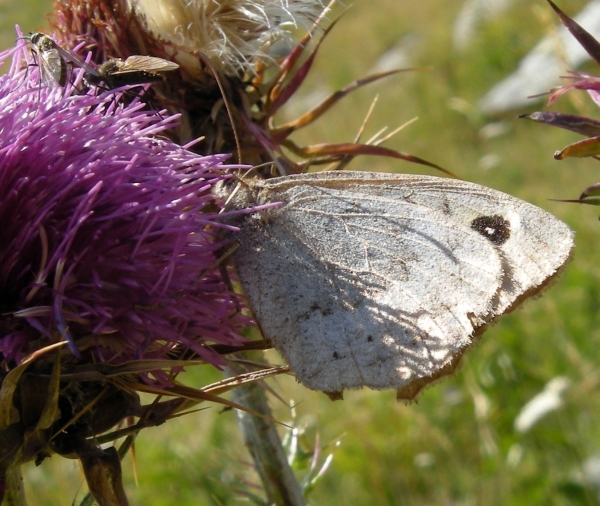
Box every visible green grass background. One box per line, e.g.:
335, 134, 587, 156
6, 0, 600, 504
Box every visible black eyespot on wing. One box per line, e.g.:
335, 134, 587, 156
470, 215, 510, 245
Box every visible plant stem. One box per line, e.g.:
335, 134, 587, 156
232, 381, 305, 506
4, 465, 27, 506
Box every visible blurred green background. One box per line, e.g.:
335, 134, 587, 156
6, 0, 600, 504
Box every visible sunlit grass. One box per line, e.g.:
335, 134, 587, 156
7, 0, 600, 504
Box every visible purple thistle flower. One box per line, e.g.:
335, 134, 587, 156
0, 37, 251, 374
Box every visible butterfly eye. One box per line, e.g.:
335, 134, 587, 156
470, 215, 511, 245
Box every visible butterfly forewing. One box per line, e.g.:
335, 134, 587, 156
226, 171, 574, 399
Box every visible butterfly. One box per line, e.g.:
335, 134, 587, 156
222, 171, 574, 400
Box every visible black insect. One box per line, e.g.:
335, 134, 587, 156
83, 56, 179, 89
21, 32, 67, 87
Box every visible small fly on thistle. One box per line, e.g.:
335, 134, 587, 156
20, 32, 67, 87
84, 56, 179, 89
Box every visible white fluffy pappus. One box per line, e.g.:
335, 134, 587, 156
128, 0, 325, 75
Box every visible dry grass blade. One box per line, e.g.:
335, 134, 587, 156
91, 368, 292, 445
204, 366, 290, 395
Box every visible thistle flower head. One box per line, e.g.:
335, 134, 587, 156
0, 36, 248, 372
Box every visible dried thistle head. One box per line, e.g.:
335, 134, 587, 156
128, 0, 325, 77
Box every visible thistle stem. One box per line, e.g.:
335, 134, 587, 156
232, 381, 305, 506
4, 465, 27, 506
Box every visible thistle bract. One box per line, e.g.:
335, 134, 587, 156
523, 1, 600, 205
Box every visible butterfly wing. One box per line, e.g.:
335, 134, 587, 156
230, 172, 573, 399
